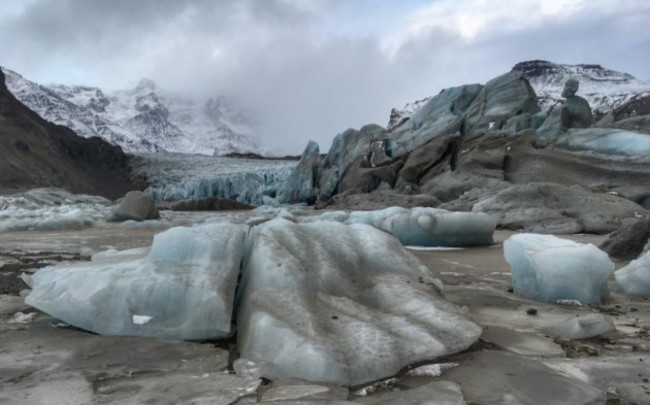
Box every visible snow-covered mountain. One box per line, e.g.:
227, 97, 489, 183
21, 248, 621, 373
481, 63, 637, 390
512, 60, 650, 116
387, 61, 650, 129
1, 67, 260, 155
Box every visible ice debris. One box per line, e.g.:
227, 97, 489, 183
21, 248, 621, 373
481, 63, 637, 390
504, 234, 614, 304
0, 188, 112, 233
237, 218, 482, 386
549, 313, 616, 340
26, 223, 248, 340
614, 250, 650, 295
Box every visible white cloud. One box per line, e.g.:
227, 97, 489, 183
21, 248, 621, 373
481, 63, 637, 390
0, 0, 648, 153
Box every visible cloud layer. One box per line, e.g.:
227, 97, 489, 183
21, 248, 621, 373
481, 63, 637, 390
1, 0, 648, 153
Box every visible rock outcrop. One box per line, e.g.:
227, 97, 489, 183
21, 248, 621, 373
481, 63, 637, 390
0, 69, 143, 199
279, 66, 649, 234
600, 219, 650, 260
108, 191, 160, 222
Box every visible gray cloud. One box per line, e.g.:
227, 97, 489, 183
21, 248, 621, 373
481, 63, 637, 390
1, 0, 648, 154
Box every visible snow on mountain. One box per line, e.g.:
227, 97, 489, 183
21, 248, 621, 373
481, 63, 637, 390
387, 61, 650, 129
1, 68, 260, 155
512, 60, 650, 116
387, 97, 432, 130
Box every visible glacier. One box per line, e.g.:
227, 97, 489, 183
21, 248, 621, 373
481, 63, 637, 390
503, 234, 615, 304
236, 218, 482, 386
26, 223, 248, 340
131, 153, 297, 205
614, 250, 650, 295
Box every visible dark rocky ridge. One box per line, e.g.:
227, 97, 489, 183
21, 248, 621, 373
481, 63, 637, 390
282, 69, 650, 234
0, 69, 144, 199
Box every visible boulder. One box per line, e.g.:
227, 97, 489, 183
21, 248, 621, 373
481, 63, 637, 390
278, 140, 322, 204
473, 182, 647, 234
108, 191, 159, 222
599, 218, 650, 260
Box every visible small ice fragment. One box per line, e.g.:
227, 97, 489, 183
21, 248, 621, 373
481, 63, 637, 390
406, 362, 458, 377
132, 315, 152, 325
549, 313, 615, 340
556, 299, 584, 306
353, 378, 397, 396
8, 311, 36, 324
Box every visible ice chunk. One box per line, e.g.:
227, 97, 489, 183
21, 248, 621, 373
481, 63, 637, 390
549, 313, 616, 340
236, 218, 481, 386
614, 250, 650, 295
504, 234, 614, 304
26, 223, 248, 340
344, 207, 495, 247
300, 207, 495, 247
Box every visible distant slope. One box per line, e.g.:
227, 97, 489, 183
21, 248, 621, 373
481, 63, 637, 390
388, 60, 650, 129
0, 68, 143, 199
512, 60, 650, 116
2, 68, 261, 156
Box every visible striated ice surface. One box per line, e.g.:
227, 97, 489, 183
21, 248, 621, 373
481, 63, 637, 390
555, 128, 650, 157
615, 250, 650, 295
236, 218, 482, 386
26, 223, 248, 340
504, 234, 615, 304
549, 313, 616, 340
0, 188, 112, 233
301, 207, 496, 247
131, 153, 297, 205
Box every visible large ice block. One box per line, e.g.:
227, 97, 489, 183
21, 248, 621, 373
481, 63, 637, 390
236, 218, 481, 386
26, 223, 248, 340
504, 234, 615, 304
615, 250, 650, 295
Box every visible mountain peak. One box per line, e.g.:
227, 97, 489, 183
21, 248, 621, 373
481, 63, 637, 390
135, 78, 156, 91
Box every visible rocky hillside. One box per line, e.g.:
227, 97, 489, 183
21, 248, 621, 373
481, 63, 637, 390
0, 68, 144, 199
2, 68, 260, 156
388, 61, 650, 128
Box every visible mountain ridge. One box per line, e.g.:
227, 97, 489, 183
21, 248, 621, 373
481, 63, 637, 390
388, 60, 650, 129
1, 67, 260, 156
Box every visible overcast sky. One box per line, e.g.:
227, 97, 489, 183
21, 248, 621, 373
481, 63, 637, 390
1, 0, 649, 154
